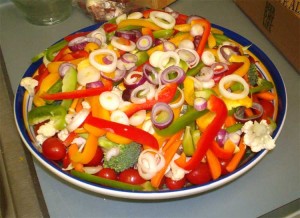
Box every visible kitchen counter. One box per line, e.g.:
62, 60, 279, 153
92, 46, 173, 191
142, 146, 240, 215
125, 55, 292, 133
0, 1, 299, 217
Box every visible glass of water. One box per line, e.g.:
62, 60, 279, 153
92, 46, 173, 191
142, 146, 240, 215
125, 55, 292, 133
11, 0, 73, 26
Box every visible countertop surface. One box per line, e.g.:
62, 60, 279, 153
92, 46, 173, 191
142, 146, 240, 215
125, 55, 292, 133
1, 0, 299, 217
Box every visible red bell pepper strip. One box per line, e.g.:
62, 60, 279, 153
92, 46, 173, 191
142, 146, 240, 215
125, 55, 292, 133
191, 19, 211, 57
122, 83, 178, 117
64, 31, 90, 42
41, 79, 113, 100
212, 62, 243, 83
33, 64, 50, 93
53, 45, 69, 61
175, 95, 227, 171
175, 13, 188, 25
84, 115, 159, 150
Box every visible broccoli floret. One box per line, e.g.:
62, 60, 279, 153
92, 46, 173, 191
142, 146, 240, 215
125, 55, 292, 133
99, 137, 142, 173
248, 63, 258, 86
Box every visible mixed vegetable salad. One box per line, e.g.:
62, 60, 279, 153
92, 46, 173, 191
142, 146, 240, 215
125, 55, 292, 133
20, 9, 278, 191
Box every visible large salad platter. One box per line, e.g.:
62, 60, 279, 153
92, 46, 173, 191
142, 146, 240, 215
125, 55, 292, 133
14, 9, 286, 200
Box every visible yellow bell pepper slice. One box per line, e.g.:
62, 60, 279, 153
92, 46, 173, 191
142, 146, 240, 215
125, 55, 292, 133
183, 76, 195, 106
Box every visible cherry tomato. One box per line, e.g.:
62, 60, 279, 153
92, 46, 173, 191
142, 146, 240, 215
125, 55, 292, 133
42, 137, 66, 161
119, 168, 146, 185
165, 177, 186, 190
260, 99, 274, 118
85, 147, 104, 166
62, 153, 71, 168
186, 163, 212, 185
96, 168, 117, 180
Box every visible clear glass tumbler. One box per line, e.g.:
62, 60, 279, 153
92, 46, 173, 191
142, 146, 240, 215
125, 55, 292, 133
11, 0, 73, 26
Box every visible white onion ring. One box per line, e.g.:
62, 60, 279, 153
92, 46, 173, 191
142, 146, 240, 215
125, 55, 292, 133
219, 74, 249, 99
159, 51, 180, 70
111, 36, 136, 52
169, 87, 184, 109
149, 11, 175, 29
89, 49, 117, 73
67, 109, 90, 132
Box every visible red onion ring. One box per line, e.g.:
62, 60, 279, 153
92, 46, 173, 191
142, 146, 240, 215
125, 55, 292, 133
100, 69, 126, 82
163, 41, 176, 51
58, 63, 76, 77
216, 129, 228, 147
160, 65, 186, 84
219, 45, 241, 61
121, 53, 138, 63
86, 81, 104, 89
151, 102, 174, 130
143, 64, 160, 85
136, 35, 153, 51
124, 70, 146, 89
234, 102, 264, 122
196, 66, 213, 82
211, 62, 229, 75
115, 30, 137, 42
68, 36, 101, 51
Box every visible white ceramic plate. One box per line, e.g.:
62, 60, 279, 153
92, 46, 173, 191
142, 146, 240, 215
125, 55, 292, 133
14, 23, 287, 200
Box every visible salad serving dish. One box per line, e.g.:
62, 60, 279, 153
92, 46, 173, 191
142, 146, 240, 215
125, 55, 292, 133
14, 12, 287, 200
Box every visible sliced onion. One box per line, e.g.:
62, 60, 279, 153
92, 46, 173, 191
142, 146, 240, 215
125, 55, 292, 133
149, 11, 175, 29
196, 66, 214, 81
163, 41, 176, 51
124, 70, 146, 89
121, 53, 138, 63
219, 45, 241, 62
161, 65, 186, 84
83, 165, 102, 174
201, 79, 215, 89
177, 48, 199, 68
99, 91, 121, 111
159, 51, 180, 70
219, 74, 249, 100
110, 110, 129, 125
89, 49, 117, 73
88, 27, 106, 43
58, 63, 76, 77
169, 87, 184, 109
100, 69, 126, 82
178, 39, 195, 50
216, 129, 228, 146
111, 36, 136, 52
194, 97, 207, 111
149, 51, 164, 68
190, 24, 204, 37
129, 110, 146, 126
67, 109, 90, 132
143, 64, 159, 85
234, 102, 264, 122
201, 50, 216, 66
136, 35, 153, 51
151, 102, 174, 130
130, 82, 155, 104
127, 11, 143, 19
86, 81, 104, 89
68, 36, 101, 51
211, 62, 229, 75
77, 65, 101, 86
115, 30, 137, 42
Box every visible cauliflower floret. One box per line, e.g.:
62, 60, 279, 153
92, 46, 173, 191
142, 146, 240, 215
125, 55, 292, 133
20, 77, 38, 96
165, 153, 187, 181
36, 120, 58, 144
57, 128, 69, 141
72, 137, 87, 148
242, 120, 276, 152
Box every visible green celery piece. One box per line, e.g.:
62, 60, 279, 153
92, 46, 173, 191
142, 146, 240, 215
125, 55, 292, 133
61, 67, 77, 110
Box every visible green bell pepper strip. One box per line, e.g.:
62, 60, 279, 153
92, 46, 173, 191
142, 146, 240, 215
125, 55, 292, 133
154, 108, 208, 136
118, 25, 142, 31
44, 79, 62, 104
71, 170, 156, 191
28, 105, 67, 130
45, 40, 69, 61
186, 61, 205, 76
175, 95, 227, 171
84, 115, 159, 150
41, 79, 113, 100
153, 29, 175, 39
225, 123, 243, 133
249, 79, 274, 94
135, 51, 149, 67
